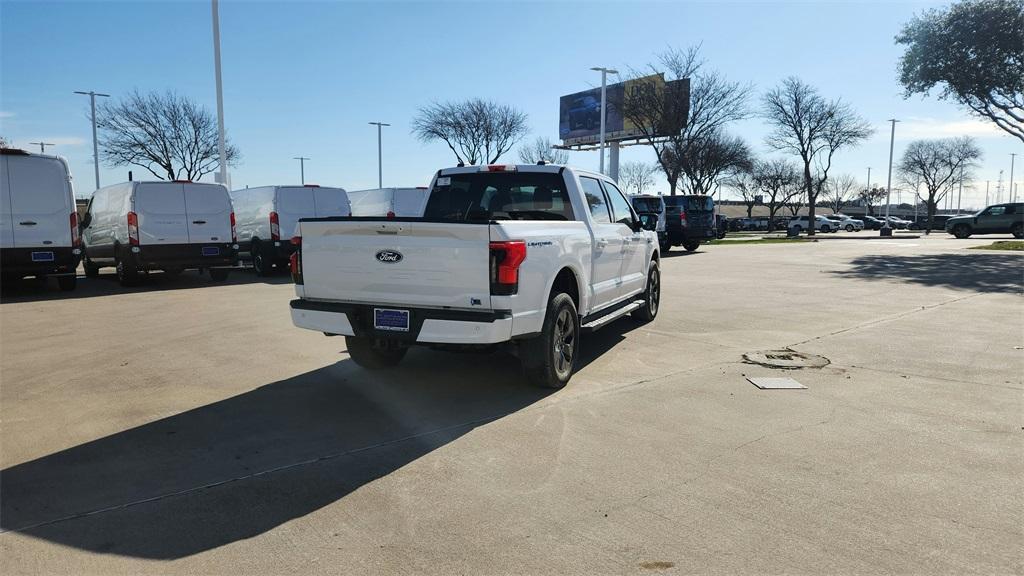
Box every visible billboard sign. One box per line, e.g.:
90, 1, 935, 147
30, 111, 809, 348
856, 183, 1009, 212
558, 74, 687, 146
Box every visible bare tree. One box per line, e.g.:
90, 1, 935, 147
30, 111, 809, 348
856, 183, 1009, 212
96, 90, 239, 181
0, 135, 10, 148
897, 136, 982, 233
619, 161, 659, 195
786, 190, 806, 217
752, 158, 801, 231
762, 77, 873, 235
412, 99, 528, 165
823, 173, 857, 214
676, 130, 753, 195
725, 168, 758, 217
517, 136, 569, 165
623, 46, 752, 195
857, 187, 888, 215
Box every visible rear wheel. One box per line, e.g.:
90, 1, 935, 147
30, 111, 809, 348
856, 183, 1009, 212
1012, 223, 1023, 239
57, 275, 77, 292
209, 268, 230, 282
845, 224, 854, 232
683, 240, 700, 252
821, 224, 831, 233
115, 257, 140, 287
953, 224, 971, 239
521, 293, 578, 389
792, 225, 803, 234
633, 261, 660, 323
659, 240, 671, 253
345, 336, 408, 369
251, 242, 271, 276
83, 254, 100, 278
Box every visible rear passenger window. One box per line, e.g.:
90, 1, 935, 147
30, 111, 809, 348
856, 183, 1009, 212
580, 177, 610, 223
602, 181, 635, 227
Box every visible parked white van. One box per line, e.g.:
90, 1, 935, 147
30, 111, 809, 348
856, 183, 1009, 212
0, 149, 81, 291
230, 185, 350, 275
81, 181, 237, 286
347, 187, 428, 218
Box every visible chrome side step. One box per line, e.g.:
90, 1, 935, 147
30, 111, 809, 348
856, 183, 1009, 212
581, 300, 644, 332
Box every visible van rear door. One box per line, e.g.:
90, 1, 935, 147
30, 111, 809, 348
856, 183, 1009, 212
276, 187, 315, 239
183, 183, 232, 242
134, 183, 189, 245
5, 155, 72, 248
312, 187, 351, 218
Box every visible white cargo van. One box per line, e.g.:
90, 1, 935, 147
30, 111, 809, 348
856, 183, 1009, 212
80, 181, 237, 286
0, 149, 81, 291
231, 185, 350, 276
347, 187, 428, 218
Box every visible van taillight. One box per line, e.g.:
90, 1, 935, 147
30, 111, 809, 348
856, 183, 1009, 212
270, 211, 280, 241
127, 211, 139, 245
230, 211, 237, 242
289, 235, 302, 284
70, 212, 81, 248
489, 240, 526, 296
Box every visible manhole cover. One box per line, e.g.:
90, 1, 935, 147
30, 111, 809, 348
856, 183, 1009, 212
743, 349, 829, 369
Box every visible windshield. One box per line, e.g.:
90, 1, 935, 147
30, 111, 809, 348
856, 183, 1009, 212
423, 172, 574, 221
663, 195, 714, 212
631, 197, 663, 213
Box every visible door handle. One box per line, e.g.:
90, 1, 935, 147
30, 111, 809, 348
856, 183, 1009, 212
19, 221, 37, 226
192, 220, 206, 225
597, 239, 609, 247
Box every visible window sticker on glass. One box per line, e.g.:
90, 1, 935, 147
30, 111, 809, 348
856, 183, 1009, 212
435, 176, 451, 187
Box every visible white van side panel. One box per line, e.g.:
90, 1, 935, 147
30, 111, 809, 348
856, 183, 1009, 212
3, 155, 73, 248
0, 157, 14, 249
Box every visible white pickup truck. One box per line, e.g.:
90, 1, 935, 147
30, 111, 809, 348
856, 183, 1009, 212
289, 164, 661, 388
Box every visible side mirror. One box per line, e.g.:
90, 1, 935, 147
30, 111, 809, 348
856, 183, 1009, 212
638, 214, 658, 231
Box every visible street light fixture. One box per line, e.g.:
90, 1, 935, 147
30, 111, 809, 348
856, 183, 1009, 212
30, 142, 55, 154
881, 118, 899, 236
293, 157, 310, 185
590, 67, 618, 175
369, 121, 390, 188
73, 90, 110, 191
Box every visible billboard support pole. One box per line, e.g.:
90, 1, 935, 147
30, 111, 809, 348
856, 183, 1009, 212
609, 142, 620, 183
591, 67, 617, 175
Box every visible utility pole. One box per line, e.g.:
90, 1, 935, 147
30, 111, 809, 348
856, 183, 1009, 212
881, 119, 899, 236
29, 142, 55, 154
590, 67, 618, 175
212, 0, 229, 189
73, 90, 110, 191
1010, 153, 1017, 203
957, 164, 963, 214
865, 166, 871, 215
985, 181, 990, 206
368, 122, 390, 188
293, 157, 309, 185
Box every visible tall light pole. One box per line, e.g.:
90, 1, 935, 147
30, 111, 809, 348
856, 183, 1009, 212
293, 157, 309, 185
368, 122, 390, 188
30, 142, 55, 154
865, 166, 871, 215
211, 0, 229, 189
590, 67, 618, 175
985, 180, 990, 206
881, 119, 899, 236
1010, 153, 1017, 203
73, 90, 110, 191
956, 164, 964, 214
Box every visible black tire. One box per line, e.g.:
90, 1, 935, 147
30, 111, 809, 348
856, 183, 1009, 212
345, 336, 408, 369
115, 256, 140, 287
953, 224, 971, 239
83, 253, 100, 278
57, 275, 77, 292
251, 241, 271, 276
845, 224, 854, 232
659, 240, 671, 253
209, 268, 230, 282
633, 260, 660, 323
683, 240, 700, 252
521, 292, 579, 389
1012, 223, 1023, 239
821, 224, 831, 233
792, 225, 803, 234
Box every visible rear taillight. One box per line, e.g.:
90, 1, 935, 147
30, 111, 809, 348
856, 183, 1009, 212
489, 240, 526, 295
270, 211, 280, 241
230, 211, 237, 242
127, 211, 139, 245
289, 235, 303, 284
679, 211, 688, 226
70, 212, 81, 248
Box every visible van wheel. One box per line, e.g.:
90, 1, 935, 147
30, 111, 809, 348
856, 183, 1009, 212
83, 255, 100, 278
683, 240, 700, 252
209, 268, 230, 282
57, 275, 77, 292
953, 224, 971, 239
345, 336, 407, 369
633, 261, 660, 323
1012, 223, 1023, 239
115, 258, 140, 287
252, 242, 270, 276
521, 293, 578, 389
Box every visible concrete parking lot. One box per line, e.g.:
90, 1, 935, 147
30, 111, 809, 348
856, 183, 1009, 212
1, 234, 1021, 575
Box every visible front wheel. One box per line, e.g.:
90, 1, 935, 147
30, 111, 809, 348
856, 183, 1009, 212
57, 275, 77, 292
683, 240, 700, 252
1012, 223, 1023, 239
633, 261, 660, 323
846, 224, 854, 232
953, 224, 971, 239
345, 336, 408, 369
821, 225, 831, 233
521, 293, 579, 389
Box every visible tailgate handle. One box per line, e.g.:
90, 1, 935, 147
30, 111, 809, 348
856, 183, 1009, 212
376, 230, 398, 235
192, 220, 207, 225
19, 221, 37, 226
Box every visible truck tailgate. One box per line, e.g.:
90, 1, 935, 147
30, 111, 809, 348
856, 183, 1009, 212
300, 220, 492, 309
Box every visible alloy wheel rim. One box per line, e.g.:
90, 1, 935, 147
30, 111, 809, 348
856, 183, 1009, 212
553, 308, 575, 377
649, 269, 660, 315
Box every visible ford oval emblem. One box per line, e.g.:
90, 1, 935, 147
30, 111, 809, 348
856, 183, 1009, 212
376, 249, 403, 263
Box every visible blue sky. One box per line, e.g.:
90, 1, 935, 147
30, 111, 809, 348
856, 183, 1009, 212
2, 0, 1020, 209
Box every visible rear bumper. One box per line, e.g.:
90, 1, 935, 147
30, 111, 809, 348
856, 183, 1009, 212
130, 243, 236, 270
1, 247, 81, 277
290, 299, 514, 344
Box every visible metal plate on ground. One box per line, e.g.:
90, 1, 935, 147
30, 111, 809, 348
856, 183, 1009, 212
747, 377, 807, 390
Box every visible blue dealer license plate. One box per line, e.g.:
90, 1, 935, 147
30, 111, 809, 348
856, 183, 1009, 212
31, 251, 54, 262
201, 246, 220, 256
374, 308, 410, 332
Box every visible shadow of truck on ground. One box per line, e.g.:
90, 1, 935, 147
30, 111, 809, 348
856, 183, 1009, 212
833, 253, 1023, 294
